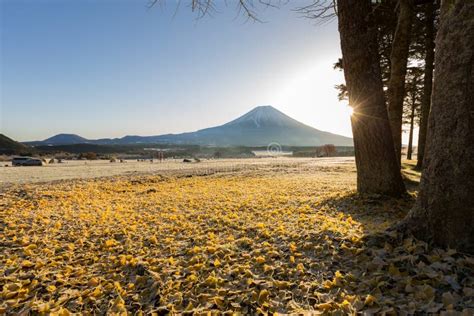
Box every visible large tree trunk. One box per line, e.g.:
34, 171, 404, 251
416, 2, 436, 169
387, 0, 414, 163
407, 99, 416, 160
337, 0, 406, 197
404, 0, 474, 253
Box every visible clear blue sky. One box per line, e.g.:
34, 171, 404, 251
1, 0, 355, 142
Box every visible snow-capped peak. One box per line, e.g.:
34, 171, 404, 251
224, 105, 299, 128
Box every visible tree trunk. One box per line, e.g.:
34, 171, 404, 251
387, 0, 414, 164
416, 2, 436, 169
407, 98, 416, 160
337, 0, 406, 197
404, 0, 474, 253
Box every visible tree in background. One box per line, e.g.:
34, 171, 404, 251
79, 152, 98, 160
416, 1, 437, 169
373, 1, 398, 94
387, 0, 414, 163
401, 2, 437, 161
402, 66, 423, 160
318, 144, 337, 157
332, 58, 348, 101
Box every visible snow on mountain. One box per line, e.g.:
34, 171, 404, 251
224, 105, 298, 128
42, 134, 89, 145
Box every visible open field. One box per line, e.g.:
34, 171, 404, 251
1, 159, 473, 314
0, 157, 354, 185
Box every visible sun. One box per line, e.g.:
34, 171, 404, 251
347, 105, 354, 116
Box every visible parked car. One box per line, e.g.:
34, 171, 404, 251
12, 157, 43, 166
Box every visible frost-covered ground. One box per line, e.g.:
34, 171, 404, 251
0, 157, 354, 185
1, 159, 473, 314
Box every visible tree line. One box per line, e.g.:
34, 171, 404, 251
332, 0, 437, 166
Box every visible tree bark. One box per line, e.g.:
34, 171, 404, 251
337, 0, 406, 197
407, 98, 416, 160
416, 2, 436, 169
387, 0, 414, 163
404, 0, 474, 253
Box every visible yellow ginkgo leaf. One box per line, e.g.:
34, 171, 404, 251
289, 256, 295, 264
90, 287, 102, 298
21, 260, 35, 268
296, 263, 304, 272
104, 239, 116, 248
149, 235, 158, 244
255, 256, 266, 264
258, 289, 269, 305
364, 294, 377, 306
316, 302, 334, 311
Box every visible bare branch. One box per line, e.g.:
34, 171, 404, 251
295, 0, 336, 24
147, 0, 285, 22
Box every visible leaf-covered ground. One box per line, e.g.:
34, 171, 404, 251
1, 163, 473, 314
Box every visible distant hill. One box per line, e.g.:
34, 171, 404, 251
0, 134, 32, 154
25, 133, 89, 146
27, 106, 353, 147
43, 133, 89, 145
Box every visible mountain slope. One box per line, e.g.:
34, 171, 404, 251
0, 134, 32, 154
27, 106, 353, 147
